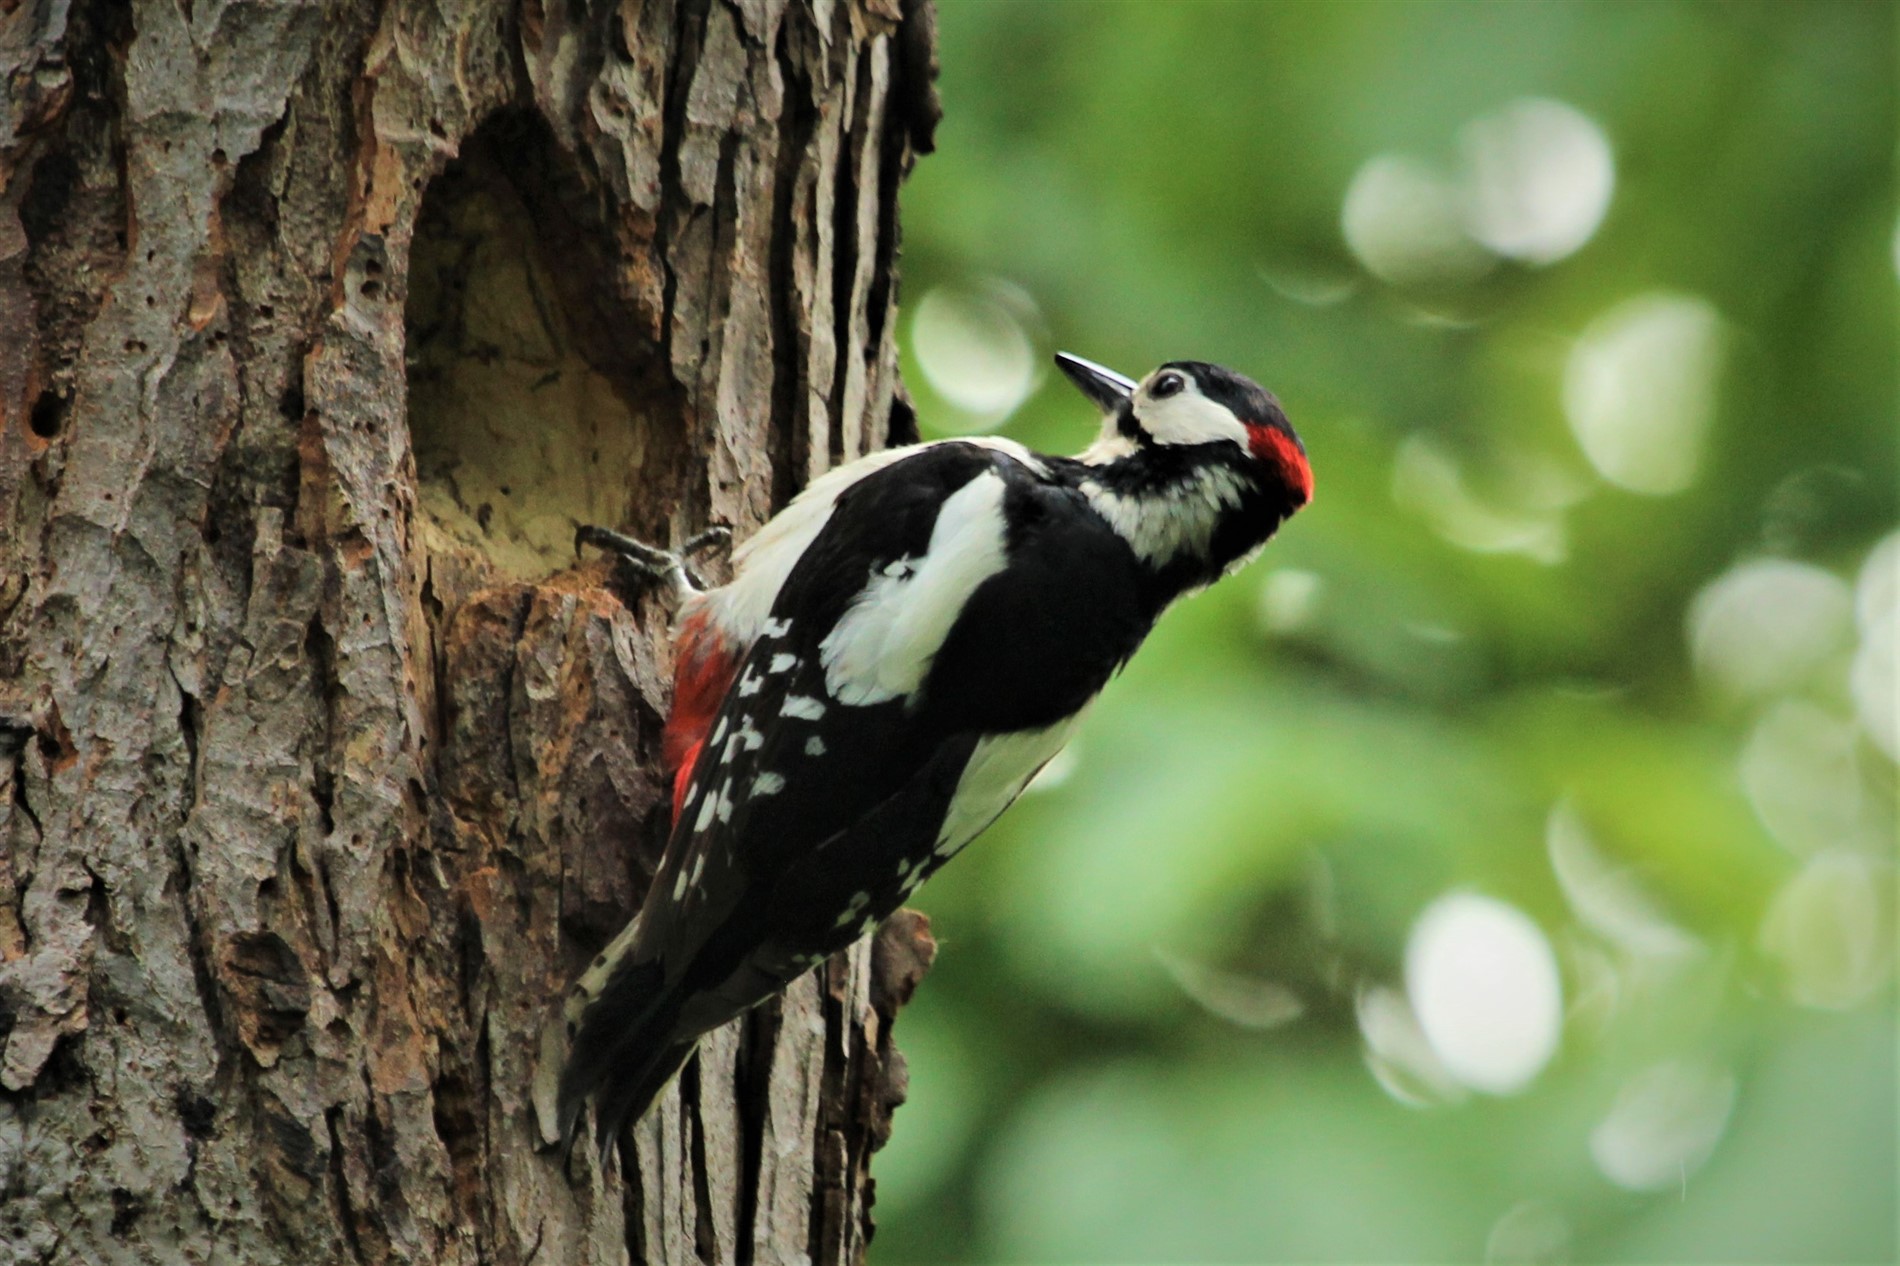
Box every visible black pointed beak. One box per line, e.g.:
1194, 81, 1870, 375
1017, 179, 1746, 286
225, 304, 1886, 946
1054, 352, 1137, 414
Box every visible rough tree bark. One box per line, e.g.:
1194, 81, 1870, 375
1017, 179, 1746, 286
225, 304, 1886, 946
0, 0, 943, 1260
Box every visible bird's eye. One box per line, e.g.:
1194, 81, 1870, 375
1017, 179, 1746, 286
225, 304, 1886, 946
1152, 372, 1185, 399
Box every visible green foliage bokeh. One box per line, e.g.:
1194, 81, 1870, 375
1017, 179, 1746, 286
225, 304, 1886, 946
874, 2, 1896, 1262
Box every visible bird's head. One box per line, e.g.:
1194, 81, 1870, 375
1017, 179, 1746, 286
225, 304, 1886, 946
1057, 352, 1313, 509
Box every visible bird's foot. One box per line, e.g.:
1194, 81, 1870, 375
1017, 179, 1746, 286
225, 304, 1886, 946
576, 523, 731, 599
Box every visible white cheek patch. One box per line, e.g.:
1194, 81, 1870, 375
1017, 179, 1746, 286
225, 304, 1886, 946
819, 471, 1012, 707
1140, 391, 1249, 449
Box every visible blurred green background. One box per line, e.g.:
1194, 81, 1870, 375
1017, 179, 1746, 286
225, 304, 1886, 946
874, 1, 1897, 1262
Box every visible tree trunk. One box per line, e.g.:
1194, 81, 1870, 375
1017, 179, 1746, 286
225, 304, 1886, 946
0, 0, 942, 1260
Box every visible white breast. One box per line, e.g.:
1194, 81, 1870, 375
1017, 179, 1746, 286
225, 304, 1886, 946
931, 716, 1085, 864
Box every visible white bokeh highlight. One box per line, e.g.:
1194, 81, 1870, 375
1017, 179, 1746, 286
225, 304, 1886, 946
1391, 435, 1568, 563
1687, 559, 1854, 701
1341, 154, 1493, 287
1589, 1061, 1736, 1191
1852, 532, 1898, 760
1462, 98, 1615, 265
1404, 893, 1563, 1095
1259, 261, 1360, 307
1357, 985, 1467, 1108
1759, 850, 1893, 1010
1741, 700, 1866, 855
1564, 293, 1723, 495
910, 283, 1040, 424
1154, 949, 1304, 1030
1547, 803, 1698, 961
1485, 1200, 1572, 1266
1342, 97, 1613, 286
1256, 568, 1324, 634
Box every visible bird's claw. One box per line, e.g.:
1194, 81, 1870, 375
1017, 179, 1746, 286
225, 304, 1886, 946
576, 523, 730, 598
681, 525, 732, 558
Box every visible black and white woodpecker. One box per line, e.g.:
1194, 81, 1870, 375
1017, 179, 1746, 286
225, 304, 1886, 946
556, 353, 1313, 1154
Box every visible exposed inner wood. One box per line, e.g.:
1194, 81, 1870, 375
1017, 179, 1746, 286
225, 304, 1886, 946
409, 133, 643, 578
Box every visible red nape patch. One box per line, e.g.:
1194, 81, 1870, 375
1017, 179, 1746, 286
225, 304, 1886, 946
663, 610, 739, 823
1249, 425, 1314, 506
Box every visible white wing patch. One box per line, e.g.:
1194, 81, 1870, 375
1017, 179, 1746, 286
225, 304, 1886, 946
819, 471, 1012, 707
781, 695, 826, 721
705, 447, 915, 641
690, 437, 1050, 654
934, 716, 1085, 859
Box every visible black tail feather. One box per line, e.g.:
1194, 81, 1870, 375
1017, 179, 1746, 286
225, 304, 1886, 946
555, 954, 672, 1162
586, 1040, 698, 1166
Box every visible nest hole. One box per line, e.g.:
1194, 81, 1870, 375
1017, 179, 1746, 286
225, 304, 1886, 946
405, 111, 675, 580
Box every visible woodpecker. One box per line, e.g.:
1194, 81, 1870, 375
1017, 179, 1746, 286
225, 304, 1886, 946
556, 353, 1313, 1154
